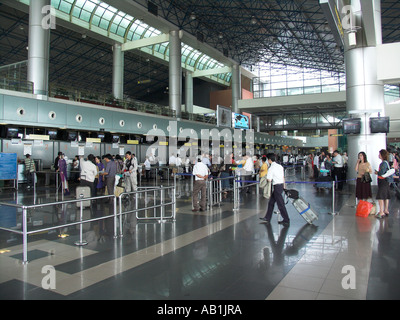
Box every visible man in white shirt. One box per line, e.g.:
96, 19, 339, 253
144, 156, 151, 182
169, 153, 178, 177
192, 157, 209, 212
243, 153, 255, 193
169, 154, 177, 166
260, 153, 290, 226
80, 154, 98, 197
332, 150, 344, 190
313, 154, 319, 179
123, 151, 137, 192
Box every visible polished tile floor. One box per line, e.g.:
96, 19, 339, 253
0, 174, 399, 300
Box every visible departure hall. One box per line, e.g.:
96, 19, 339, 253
0, 0, 400, 305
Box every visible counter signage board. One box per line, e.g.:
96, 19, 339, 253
0, 153, 18, 181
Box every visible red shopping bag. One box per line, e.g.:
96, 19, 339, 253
356, 200, 373, 217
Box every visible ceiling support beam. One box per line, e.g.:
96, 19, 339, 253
122, 33, 170, 52
192, 66, 232, 78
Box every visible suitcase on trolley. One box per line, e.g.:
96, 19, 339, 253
76, 186, 91, 208
292, 197, 319, 225
314, 175, 333, 190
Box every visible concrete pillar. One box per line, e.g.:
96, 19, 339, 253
185, 70, 193, 114
27, 0, 51, 96
231, 64, 241, 113
169, 30, 182, 119
112, 43, 124, 100
345, 0, 386, 185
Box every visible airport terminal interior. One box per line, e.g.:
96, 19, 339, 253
1, 0, 400, 302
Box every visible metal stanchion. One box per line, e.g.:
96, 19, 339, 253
113, 196, 118, 239
22, 206, 28, 264
329, 180, 338, 216
159, 185, 166, 223
119, 195, 124, 237
75, 195, 88, 246
233, 176, 239, 211
219, 180, 222, 203
209, 180, 213, 208
172, 185, 177, 220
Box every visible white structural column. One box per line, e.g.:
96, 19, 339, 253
231, 64, 241, 113
169, 30, 182, 119
27, 0, 51, 96
112, 43, 124, 100
185, 70, 193, 114
345, 0, 386, 185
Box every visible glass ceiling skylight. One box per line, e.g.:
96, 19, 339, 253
18, 0, 231, 84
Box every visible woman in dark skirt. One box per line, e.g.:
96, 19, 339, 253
355, 151, 372, 200
375, 149, 391, 219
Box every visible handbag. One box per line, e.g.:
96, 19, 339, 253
356, 200, 373, 217
361, 172, 372, 183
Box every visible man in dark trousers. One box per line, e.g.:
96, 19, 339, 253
260, 153, 290, 226
102, 154, 117, 199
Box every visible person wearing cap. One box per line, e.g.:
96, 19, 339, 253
192, 156, 209, 212
24, 154, 35, 189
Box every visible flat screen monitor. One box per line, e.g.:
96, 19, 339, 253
48, 130, 57, 140
7, 128, 19, 138
342, 118, 361, 134
112, 135, 120, 143
232, 113, 250, 130
370, 117, 390, 133
97, 133, 105, 142
67, 131, 78, 141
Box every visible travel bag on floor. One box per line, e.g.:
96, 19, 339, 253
76, 186, 91, 208
356, 200, 373, 217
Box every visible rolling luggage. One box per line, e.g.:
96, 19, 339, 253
76, 186, 91, 208
292, 197, 319, 225
285, 189, 318, 225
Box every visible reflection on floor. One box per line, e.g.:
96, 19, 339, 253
0, 174, 399, 300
